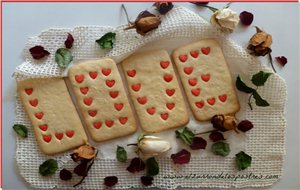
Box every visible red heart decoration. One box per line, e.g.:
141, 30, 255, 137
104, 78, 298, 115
39, 124, 48, 131
119, 117, 128, 125
93, 122, 102, 129
190, 50, 199, 58
195, 101, 204, 108
160, 113, 169, 120
160, 61, 170, 69
191, 88, 201, 96
146, 107, 156, 115
88, 110, 97, 117
179, 55, 188, 62
106, 80, 115, 87
83, 97, 93, 106
66, 130, 74, 138
75, 74, 84, 83
114, 103, 124, 111
29, 99, 38, 107
218, 94, 227, 102
207, 98, 216, 105
201, 74, 210, 82
102, 68, 111, 76
166, 89, 175, 96
43, 135, 52, 143
131, 84, 141, 92
127, 69, 136, 77
137, 96, 147, 104
80, 87, 89, 95
55, 133, 63, 140
109, 91, 119, 99
184, 67, 193, 75
25, 88, 33, 95
201, 47, 210, 55
89, 71, 98, 79
164, 74, 173, 82
188, 78, 197, 86
35, 112, 44, 120
105, 120, 114, 128
166, 103, 175, 110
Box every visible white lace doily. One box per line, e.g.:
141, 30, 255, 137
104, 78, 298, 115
14, 7, 286, 189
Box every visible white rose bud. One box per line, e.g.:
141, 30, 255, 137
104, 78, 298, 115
138, 136, 171, 159
210, 8, 240, 33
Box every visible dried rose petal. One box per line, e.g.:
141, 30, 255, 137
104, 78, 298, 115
154, 2, 174, 15
237, 120, 254, 132
171, 149, 191, 164
74, 161, 88, 176
104, 176, 118, 187
275, 56, 288, 66
59, 168, 72, 181
64, 33, 74, 49
209, 131, 225, 142
239, 11, 254, 26
190, 137, 207, 150
126, 157, 145, 173
141, 176, 153, 186
29, 46, 50, 59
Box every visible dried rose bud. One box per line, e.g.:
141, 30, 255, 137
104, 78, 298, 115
211, 115, 238, 132
104, 176, 118, 187
239, 11, 254, 26
126, 157, 145, 173
71, 144, 96, 162
154, 2, 174, 15
171, 149, 191, 164
275, 56, 288, 67
209, 131, 225, 142
237, 120, 254, 132
211, 115, 226, 131
190, 137, 207, 150
247, 27, 272, 56
141, 176, 153, 186
223, 115, 237, 131
59, 168, 72, 181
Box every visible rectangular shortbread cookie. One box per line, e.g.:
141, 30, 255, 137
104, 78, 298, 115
68, 58, 137, 142
172, 39, 240, 121
17, 78, 88, 155
122, 50, 189, 133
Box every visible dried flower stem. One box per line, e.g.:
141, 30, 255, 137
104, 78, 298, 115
196, 4, 218, 12
195, 129, 219, 135
121, 4, 133, 26
127, 143, 138, 146
247, 87, 258, 110
268, 52, 277, 73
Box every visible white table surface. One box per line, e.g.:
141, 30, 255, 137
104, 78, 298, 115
2, 2, 300, 190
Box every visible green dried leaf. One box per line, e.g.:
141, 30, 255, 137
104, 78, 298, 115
116, 146, 127, 163
253, 91, 270, 107
236, 76, 255, 93
211, 142, 230, 157
13, 124, 28, 138
39, 159, 58, 176
95, 32, 116, 49
251, 71, 272, 86
175, 127, 195, 145
55, 48, 73, 68
235, 151, 252, 171
146, 157, 159, 176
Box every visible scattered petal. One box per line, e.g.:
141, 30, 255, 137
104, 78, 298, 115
190, 137, 207, 150
190, 2, 209, 6
154, 2, 174, 15
239, 11, 254, 26
237, 120, 254, 132
95, 32, 116, 49
73, 161, 88, 176
171, 149, 191, 164
104, 176, 118, 187
59, 169, 72, 181
275, 56, 288, 66
29, 46, 50, 59
64, 33, 74, 49
236, 151, 252, 171
211, 142, 230, 157
126, 157, 145, 173
209, 131, 225, 142
141, 176, 153, 186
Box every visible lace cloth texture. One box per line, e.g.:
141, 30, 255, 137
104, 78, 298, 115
13, 7, 286, 189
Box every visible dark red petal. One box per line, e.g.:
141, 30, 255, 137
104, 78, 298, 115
209, 131, 225, 142
239, 11, 254, 26
59, 168, 72, 181
73, 161, 88, 176
29, 46, 50, 59
126, 157, 145, 173
171, 149, 191, 164
237, 120, 254, 132
190, 137, 207, 150
141, 176, 153, 186
104, 176, 118, 187
275, 56, 288, 66
191, 2, 209, 6
154, 2, 174, 15
64, 33, 74, 49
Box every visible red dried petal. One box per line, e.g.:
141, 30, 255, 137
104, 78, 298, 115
171, 149, 191, 164
59, 168, 72, 181
126, 157, 145, 173
190, 137, 207, 150
73, 161, 88, 176
154, 2, 174, 15
141, 176, 153, 186
237, 120, 254, 132
239, 11, 254, 26
29, 46, 50, 59
104, 176, 118, 187
275, 56, 288, 66
65, 33, 74, 49
209, 131, 225, 142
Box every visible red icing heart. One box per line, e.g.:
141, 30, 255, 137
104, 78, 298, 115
83, 97, 93, 106
207, 98, 216, 105
66, 130, 74, 138
39, 124, 48, 131
146, 107, 156, 115
164, 74, 173, 82
93, 122, 102, 129
55, 133, 63, 140
80, 87, 89, 95
166, 103, 175, 110
114, 103, 124, 111
188, 78, 197, 86
132, 84, 141, 92
179, 55, 188, 62
119, 117, 128, 125
43, 135, 52, 143
109, 91, 119, 99
29, 99, 38, 107
195, 101, 204, 108
75, 75, 84, 83
106, 80, 115, 87
184, 67, 193, 75
35, 112, 44, 120
88, 110, 97, 117
219, 94, 227, 102
160, 113, 169, 120
160, 61, 170, 69
201, 74, 210, 82
102, 68, 111, 76
105, 120, 114, 128
191, 88, 201, 96
127, 69, 136, 77
190, 50, 199, 58
166, 89, 175, 96
137, 96, 147, 104
25, 88, 33, 95
89, 71, 98, 79
201, 47, 210, 55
